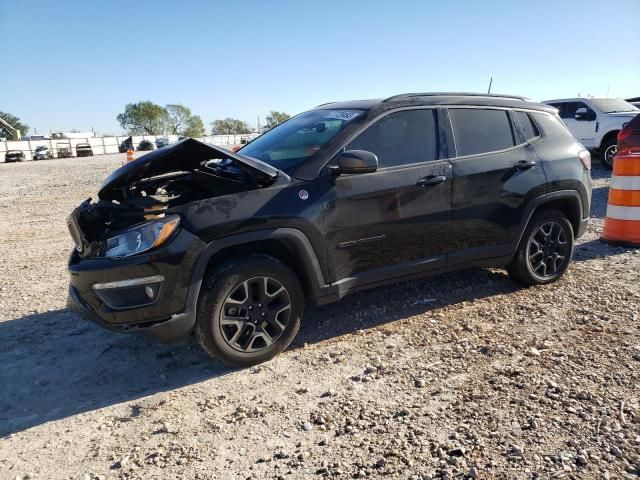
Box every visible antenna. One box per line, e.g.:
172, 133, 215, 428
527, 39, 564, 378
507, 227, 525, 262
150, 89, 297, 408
487, 77, 493, 94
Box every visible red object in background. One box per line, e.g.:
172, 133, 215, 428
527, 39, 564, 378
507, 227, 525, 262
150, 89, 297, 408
617, 113, 640, 155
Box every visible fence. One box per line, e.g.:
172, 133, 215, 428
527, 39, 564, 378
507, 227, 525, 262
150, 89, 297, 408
0, 133, 261, 161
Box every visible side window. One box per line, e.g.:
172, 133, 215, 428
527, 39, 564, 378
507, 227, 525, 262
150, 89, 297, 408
531, 112, 575, 141
563, 102, 581, 119
514, 111, 540, 141
559, 101, 594, 120
449, 108, 515, 156
346, 109, 439, 168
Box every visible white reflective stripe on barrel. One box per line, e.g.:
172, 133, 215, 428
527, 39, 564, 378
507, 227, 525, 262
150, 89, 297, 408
610, 175, 640, 190
605, 205, 640, 221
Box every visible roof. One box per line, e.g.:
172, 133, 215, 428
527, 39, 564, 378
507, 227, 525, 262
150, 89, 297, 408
315, 92, 552, 113
543, 97, 631, 103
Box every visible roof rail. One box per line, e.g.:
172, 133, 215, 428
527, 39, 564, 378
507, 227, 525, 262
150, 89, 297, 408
382, 92, 529, 102
314, 101, 335, 108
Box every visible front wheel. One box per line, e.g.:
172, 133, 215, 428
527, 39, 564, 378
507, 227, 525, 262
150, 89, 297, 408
507, 209, 574, 286
195, 255, 303, 368
601, 138, 617, 170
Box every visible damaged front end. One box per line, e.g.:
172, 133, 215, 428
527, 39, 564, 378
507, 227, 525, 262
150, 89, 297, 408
67, 138, 280, 258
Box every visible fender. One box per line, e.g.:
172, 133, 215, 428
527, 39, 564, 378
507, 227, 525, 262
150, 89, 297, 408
514, 190, 587, 249
184, 228, 331, 309
599, 130, 619, 149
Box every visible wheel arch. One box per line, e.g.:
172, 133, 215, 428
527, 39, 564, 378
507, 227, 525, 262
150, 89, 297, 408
600, 129, 619, 149
185, 229, 329, 309
516, 191, 584, 250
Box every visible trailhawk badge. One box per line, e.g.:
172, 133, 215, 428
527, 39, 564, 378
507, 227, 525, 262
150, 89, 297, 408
298, 190, 309, 200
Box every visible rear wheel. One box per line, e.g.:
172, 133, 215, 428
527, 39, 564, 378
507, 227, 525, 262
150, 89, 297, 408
601, 138, 617, 170
507, 209, 574, 286
195, 255, 303, 368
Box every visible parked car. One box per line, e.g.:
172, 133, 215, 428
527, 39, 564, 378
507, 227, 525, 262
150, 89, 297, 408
76, 143, 93, 157
617, 111, 640, 156
119, 136, 134, 153
4, 150, 25, 162
155, 137, 170, 149
57, 145, 72, 158
67, 93, 592, 367
137, 140, 155, 151
542, 97, 639, 169
33, 145, 53, 160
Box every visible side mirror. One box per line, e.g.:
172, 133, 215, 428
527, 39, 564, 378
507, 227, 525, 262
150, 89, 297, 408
334, 150, 378, 174
575, 107, 593, 121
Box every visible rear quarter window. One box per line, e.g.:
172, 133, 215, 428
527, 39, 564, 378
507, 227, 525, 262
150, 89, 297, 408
449, 108, 515, 156
514, 111, 540, 141
530, 112, 576, 141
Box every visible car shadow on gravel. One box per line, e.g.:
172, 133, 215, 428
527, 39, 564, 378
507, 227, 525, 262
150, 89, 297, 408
590, 186, 609, 218
590, 166, 611, 180
0, 268, 521, 437
0, 309, 227, 437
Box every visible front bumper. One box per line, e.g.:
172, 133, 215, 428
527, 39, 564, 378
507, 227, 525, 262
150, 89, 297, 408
68, 284, 196, 343
67, 228, 206, 343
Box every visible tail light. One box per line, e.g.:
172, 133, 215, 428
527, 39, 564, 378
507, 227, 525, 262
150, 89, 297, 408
618, 114, 640, 155
578, 149, 591, 171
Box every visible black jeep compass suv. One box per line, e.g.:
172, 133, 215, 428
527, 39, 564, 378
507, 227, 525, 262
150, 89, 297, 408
67, 93, 592, 367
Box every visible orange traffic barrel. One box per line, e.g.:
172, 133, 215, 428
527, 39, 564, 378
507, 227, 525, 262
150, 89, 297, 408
126, 149, 135, 163
602, 152, 640, 247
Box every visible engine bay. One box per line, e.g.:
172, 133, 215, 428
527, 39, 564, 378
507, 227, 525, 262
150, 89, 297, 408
67, 139, 280, 257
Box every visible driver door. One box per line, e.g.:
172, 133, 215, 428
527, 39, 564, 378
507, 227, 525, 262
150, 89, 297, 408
319, 109, 452, 286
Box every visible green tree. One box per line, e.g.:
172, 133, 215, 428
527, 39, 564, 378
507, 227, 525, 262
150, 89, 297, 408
0, 111, 29, 139
264, 111, 290, 130
210, 118, 251, 135
117, 101, 167, 135
184, 115, 205, 137
165, 104, 199, 135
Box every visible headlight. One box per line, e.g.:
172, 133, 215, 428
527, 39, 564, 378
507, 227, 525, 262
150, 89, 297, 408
104, 215, 180, 258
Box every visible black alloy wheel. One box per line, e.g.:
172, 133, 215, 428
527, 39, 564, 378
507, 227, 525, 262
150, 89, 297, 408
219, 276, 292, 353
195, 255, 303, 368
526, 221, 570, 279
507, 209, 574, 286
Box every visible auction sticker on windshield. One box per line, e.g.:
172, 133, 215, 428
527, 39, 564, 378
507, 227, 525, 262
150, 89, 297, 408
325, 111, 361, 122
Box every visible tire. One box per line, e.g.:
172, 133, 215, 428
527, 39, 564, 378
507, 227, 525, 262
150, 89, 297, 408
507, 209, 574, 286
600, 137, 617, 170
195, 254, 304, 368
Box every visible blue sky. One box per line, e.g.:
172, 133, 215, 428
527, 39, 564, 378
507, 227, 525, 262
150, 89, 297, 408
1, 0, 639, 135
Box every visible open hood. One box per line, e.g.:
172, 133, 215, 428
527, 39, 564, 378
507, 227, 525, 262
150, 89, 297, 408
98, 138, 279, 199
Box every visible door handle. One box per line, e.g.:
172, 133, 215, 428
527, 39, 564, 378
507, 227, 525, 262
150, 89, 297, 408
416, 175, 447, 187
514, 160, 536, 170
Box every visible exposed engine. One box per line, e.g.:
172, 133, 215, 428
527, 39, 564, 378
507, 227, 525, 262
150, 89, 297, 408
67, 139, 279, 258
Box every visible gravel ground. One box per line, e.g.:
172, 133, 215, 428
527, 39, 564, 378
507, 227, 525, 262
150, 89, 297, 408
0, 154, 639, 480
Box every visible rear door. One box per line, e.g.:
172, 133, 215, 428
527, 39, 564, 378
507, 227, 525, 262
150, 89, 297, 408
445, 107, 547, 264
320, 108, 452, 285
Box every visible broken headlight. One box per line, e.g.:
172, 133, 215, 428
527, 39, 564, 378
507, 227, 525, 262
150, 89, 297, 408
104, 215, 180, 258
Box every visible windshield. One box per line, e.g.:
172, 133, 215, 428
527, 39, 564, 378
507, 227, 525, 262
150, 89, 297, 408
591, 98, 639, 113
239, 109, 363, 174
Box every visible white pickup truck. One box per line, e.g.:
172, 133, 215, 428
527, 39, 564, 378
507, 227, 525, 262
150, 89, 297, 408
542, 97, 639, 169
